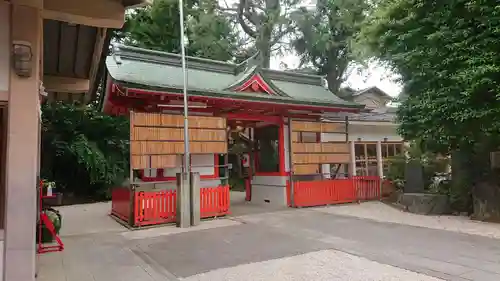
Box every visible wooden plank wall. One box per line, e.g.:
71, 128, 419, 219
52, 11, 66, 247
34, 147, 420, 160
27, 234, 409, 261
130, 112, 227, 170
290, 120, 349, 175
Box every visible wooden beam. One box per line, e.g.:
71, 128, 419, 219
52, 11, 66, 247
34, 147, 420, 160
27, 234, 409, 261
123, 0, 153, 8
43, 75, 90, 93
11, 0, 43, 9
42, 0, 125, 28
85, 27, 107, 104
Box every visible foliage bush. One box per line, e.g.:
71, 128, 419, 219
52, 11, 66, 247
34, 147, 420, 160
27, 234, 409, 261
359, 0, 500, 216
41, 102, 129, 201
385, 142, 450, 195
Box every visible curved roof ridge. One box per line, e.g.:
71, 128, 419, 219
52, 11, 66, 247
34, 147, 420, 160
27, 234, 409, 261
224, 65, 258, 89
112, 43, 238, 74
263, 68, 324, 86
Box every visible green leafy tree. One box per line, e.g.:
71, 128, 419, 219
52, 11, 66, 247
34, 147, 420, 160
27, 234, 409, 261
360, 0, 500, 215
221, 0, 302, 68
360, 0, 500, 151
293, 0, 370, 92
115, 0, 242, 61
41, 102, 129, 200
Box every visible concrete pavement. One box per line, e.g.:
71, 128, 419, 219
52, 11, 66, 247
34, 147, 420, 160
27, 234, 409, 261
318, 201, 500, 239
183, 250, 443, 281
37, 201, 500, 281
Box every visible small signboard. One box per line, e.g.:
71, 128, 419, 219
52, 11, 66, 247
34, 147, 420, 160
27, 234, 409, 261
242, 153, 250, 168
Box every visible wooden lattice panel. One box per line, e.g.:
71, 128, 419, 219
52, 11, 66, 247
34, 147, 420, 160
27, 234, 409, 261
292, 143, 322, 153
131, 155, 177, 169
133, 112, 225, 128
321, 143, 349, 153
290, 121, 322, 132
130, 112, 227, 169
321, 122, 346, 133
131, 127, 226, 142
290, 120, 346, 134
293, 164, 320, 175
290, 120, 350, 173
130, 141, 227, 155
292, 153, 350, 164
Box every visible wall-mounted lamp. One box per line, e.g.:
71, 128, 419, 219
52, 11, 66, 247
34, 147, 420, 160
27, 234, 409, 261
12, 41, 33, 78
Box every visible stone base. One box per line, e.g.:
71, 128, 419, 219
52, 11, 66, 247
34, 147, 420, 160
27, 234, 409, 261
397, 193, 450, 215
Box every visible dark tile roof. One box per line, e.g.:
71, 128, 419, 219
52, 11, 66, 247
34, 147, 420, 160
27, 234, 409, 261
323, 106, 397, 122
105, 44, 362, 109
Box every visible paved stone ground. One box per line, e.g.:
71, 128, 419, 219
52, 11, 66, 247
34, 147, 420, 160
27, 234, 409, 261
183, 250, 444, 281
56, 202, 125, 237
37, 201, 500, 281
317, 202, 500, 239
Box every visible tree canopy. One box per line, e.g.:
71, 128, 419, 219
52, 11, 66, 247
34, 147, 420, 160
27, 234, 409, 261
224, 0, 301, 68
360, 0, 500, 152
41, 102, 129, 200
114, 0, 371, 92
115, 0, 242, 61
294, 0, 370, 92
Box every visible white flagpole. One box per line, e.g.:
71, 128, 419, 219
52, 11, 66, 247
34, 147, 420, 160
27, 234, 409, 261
179, 0, 190, 179
177, 0, 191, 228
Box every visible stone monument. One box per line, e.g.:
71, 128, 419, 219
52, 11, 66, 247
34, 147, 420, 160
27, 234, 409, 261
398, 159, 450, 215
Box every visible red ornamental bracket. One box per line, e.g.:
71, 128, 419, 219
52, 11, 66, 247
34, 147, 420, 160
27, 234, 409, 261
234, 74, 276, 95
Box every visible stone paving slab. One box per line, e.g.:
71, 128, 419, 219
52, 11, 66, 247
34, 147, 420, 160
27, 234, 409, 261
56, 202, 126, 237
232, 208, 500, 281
135, 222, 331, 278
315, 202, 500, 239
37, 233, 164, 281
38, 202, 500, 281
182, 249, 444, 281
122, 218, 241, 240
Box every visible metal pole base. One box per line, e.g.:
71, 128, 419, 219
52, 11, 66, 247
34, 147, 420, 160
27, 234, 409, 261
190, 172, 201, 226
176, 172, 191, 228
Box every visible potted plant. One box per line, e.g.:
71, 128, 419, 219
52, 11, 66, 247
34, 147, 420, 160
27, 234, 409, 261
38, 207, 62, 243
42, 180, 63, 205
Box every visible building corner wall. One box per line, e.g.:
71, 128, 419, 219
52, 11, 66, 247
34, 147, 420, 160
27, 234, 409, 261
3, 3, 41, 281
0, 1, 9, 280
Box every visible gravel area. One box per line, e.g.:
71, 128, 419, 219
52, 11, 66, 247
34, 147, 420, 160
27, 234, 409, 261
315, 202, 500, 239
182, 250, 444, 281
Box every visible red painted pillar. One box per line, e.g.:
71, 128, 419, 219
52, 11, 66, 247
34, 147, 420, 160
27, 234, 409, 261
278, 119, 286, 176
245, 177, 251, 201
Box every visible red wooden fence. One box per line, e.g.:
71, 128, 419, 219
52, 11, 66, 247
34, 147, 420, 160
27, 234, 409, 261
200, 185, 230, 218
130, 185, 230, 227
134, 190, 177, 226
353, 176, 381, 201
287, 176, 381, 208
111, 187, 132, 222
290, 179, 356, 207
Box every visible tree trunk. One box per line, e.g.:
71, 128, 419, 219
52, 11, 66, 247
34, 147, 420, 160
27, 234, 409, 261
450, 149, 473, 213
255, 25, 272, 68
472, 178, 500, 221
451, 142, 500, 220
326, 69, 342, 93
470, 142, 500, 221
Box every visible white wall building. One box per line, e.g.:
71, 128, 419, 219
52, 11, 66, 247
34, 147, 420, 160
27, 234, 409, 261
323, 87, 404, 177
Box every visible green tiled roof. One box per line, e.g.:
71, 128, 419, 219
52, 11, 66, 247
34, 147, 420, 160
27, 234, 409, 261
106, 44, 362, 109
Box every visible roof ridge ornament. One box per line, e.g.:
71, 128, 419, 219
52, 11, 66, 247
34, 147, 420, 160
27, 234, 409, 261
234, 51, 261, 74
111, 43, 122, 65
